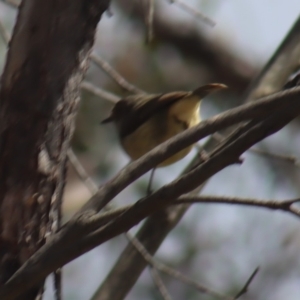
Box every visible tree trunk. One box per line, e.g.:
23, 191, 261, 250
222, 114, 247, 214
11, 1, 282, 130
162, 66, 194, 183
0, 0, 109, 298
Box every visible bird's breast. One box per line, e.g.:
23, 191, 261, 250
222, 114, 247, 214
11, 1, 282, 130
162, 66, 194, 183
121, 96, 201, 166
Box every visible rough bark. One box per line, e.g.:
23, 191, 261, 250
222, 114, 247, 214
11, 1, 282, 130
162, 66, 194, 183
0, 0, 109, 299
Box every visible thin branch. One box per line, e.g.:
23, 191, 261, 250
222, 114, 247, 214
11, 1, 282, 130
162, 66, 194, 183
49, 87, 300, 234
81, 81, 120, 103
244, 16, 300, 101
68, 150, 172, 300
127, 235, 233, 300
78, 105, 300, 245
168, 0, 216, 27
93, 154, 205, 300
92, 15, 300, 300
79, 85, 300, 214
2, 2, 298, 300
90, 53, 146, 94
68, 149, 173, 300
78, 101, 300, 246
67, 149, 98, 194
118, 0, 253, 92
74, 194, 300, 232
234, 267, 259, 299
61, 109, 299, 261
249, 148, 299, 165
146, 0, 155, 43
2, 86, 300, 299
149, 267, 173, 300
214, 131, 300, 166
174, 195, 300, 218
56, 87, 300, 300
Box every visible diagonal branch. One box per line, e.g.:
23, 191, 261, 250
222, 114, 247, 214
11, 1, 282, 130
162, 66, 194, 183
79, 86, 300, 214
90, 53, 146, 94
81, 81, 120, 103
117, 0, 257, 92
127, 235, 234, 300
149, 267, 173, 300
234, 267, 259, 299
71, 102, 300, 251
2, 83, 300, 299
73, 194, 300, 230
68, 150, 231, 300
174, 195, 300, 218
244, 16, 300, 100
92, 15, 300, 300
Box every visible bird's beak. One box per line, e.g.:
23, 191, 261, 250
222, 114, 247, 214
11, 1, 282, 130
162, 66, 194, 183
193, 83, 228, 98
100, 114, 114, 124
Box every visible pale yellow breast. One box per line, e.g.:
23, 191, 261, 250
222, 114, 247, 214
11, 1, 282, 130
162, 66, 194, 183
121, 95, 201, 167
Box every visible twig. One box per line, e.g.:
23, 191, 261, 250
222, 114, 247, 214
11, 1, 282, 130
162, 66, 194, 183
147, 167, 156, 195
168, 0, 216, 27
90, 53, 145, 94
174, 196, 300, 219
150, 267, 173, 300
67, 149, 132, 229
68, 152, 265, 300
67, 149, 98, 194
127, 235, 233, 300
79, 86, 300, 213
68, 149, 173, 300
118, 0, 255, 92
68, 149, 245, 300
3, 86, 300, 299
213, 131, 300, 166
81, 81, 120, 103
77, 195, 300, 231
146, 0, 155, 43
234, 267, 259, 299
90, 15, 300, 300
249, 148, 298, 164
82, 107, 300, 237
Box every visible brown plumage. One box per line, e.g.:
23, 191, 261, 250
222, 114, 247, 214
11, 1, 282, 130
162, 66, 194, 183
102, 83, 227, 166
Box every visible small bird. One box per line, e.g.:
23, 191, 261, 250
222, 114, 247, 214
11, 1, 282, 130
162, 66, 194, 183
101, 83, 227, 167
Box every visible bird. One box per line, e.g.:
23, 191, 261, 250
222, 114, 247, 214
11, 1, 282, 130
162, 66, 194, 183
101, 83, 227, 167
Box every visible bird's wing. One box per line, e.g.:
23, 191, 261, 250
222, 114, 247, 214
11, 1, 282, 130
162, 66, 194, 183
116, 91, 190, 137
101, 83, 227, 134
